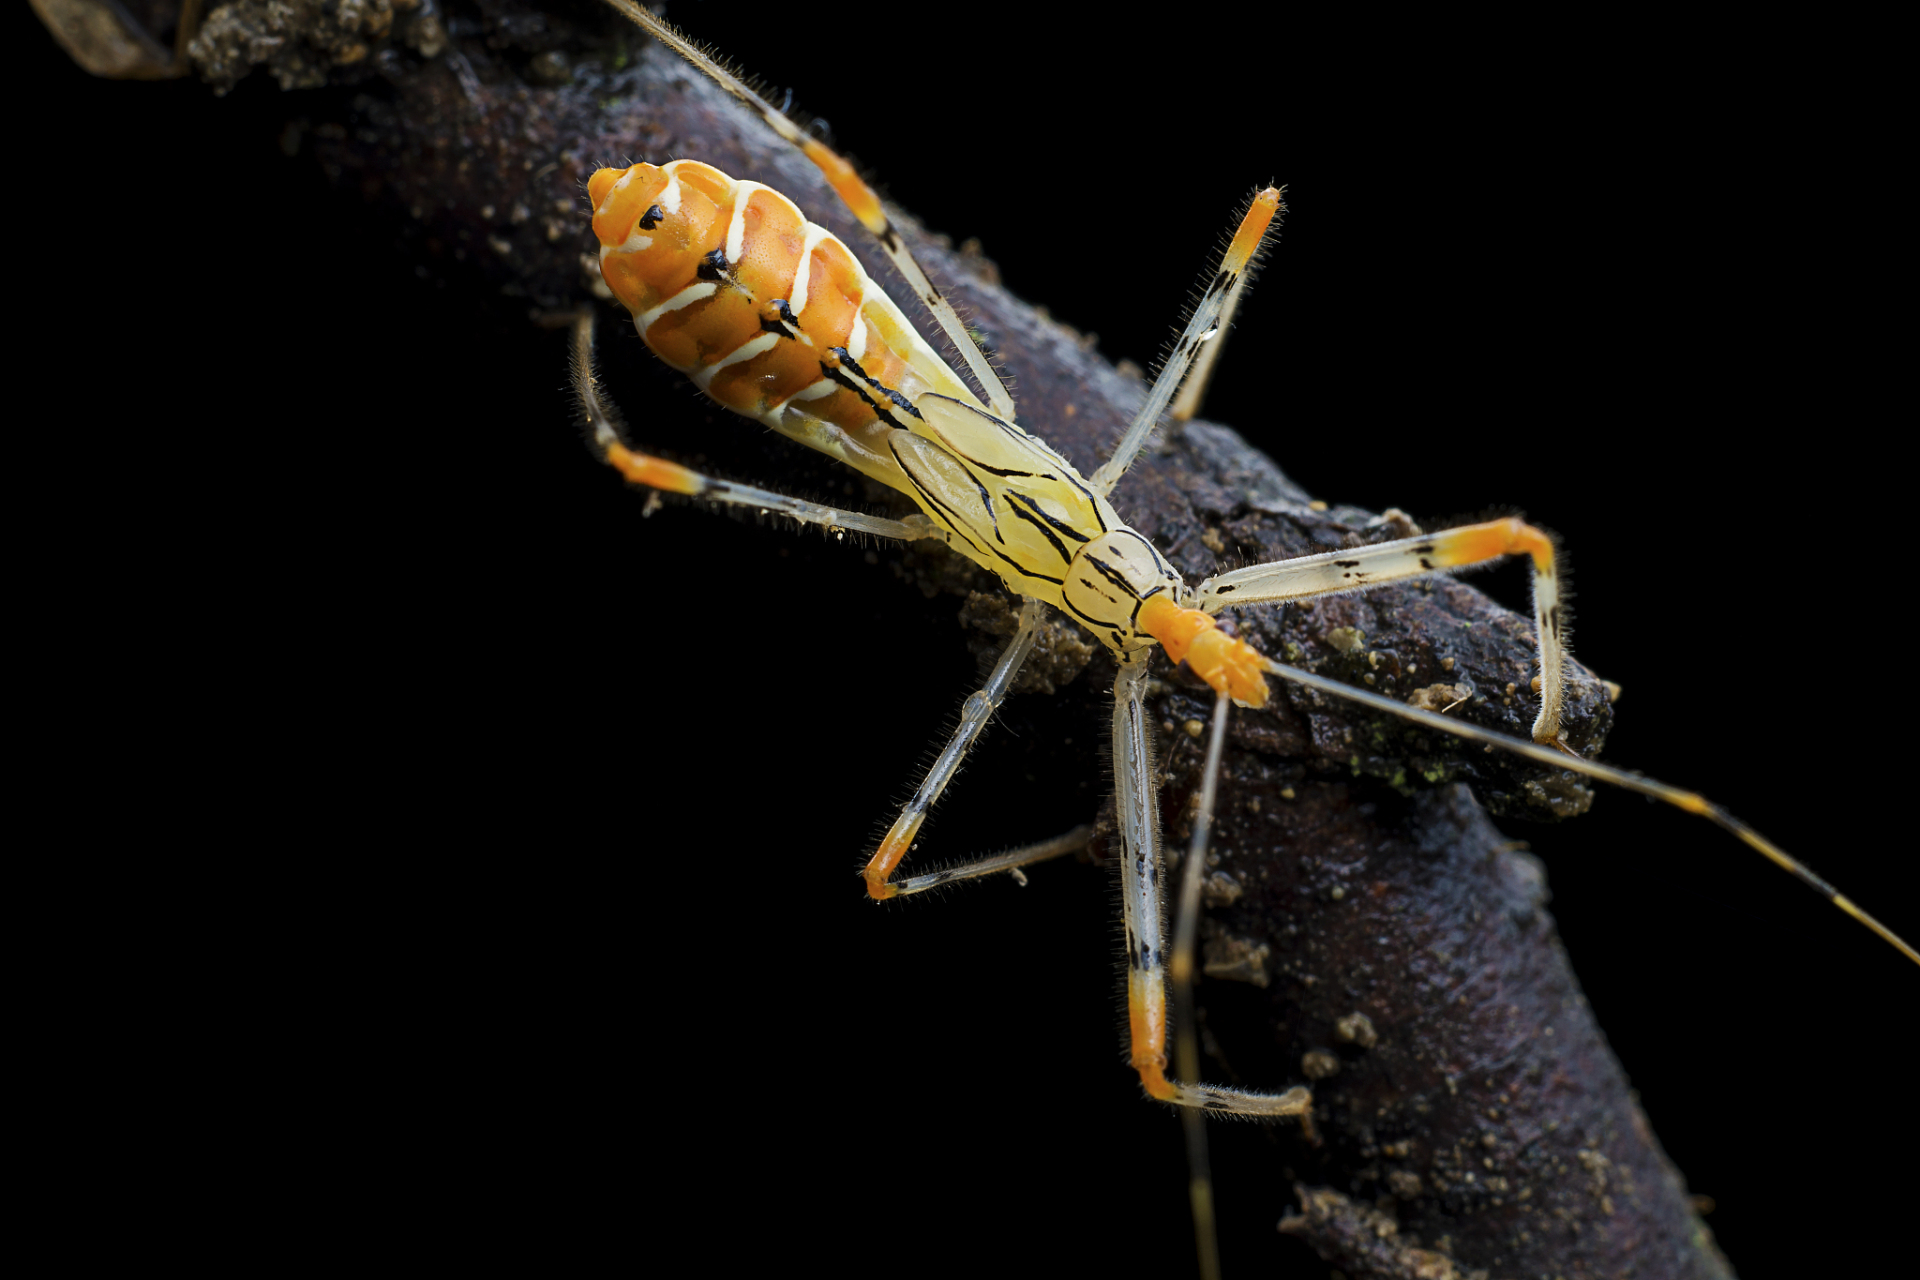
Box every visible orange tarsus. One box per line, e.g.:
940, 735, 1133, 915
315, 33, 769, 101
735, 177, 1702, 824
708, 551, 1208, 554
863, 827, 913, 900
1224, 188, 1283, 273
1127, 970, 1175, 1099
1136, 1060, 1178, 1102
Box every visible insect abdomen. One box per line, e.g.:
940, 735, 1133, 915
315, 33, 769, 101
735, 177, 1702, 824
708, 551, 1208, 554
588, 160, 975, 456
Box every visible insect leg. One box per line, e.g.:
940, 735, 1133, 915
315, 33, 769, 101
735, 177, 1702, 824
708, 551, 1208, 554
1169, 268, 1252, 426
863, 599, 1048, 900
1090, 189, 1284, 497
571, 312, 940, 542
1114, 651, 1314, 1117
602, 0, 1017, 421
1194, 517, 1568, 743
886, 825, 1092, 897
1170, 689, 1232, 1280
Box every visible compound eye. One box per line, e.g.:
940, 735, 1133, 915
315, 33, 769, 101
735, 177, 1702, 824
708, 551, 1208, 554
637, 204, 665, 231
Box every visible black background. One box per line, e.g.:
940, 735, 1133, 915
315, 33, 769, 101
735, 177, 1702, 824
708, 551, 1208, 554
26, 4, 1909, 1275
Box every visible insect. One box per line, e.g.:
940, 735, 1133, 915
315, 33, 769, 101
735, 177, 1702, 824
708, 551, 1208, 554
47, 7, 1904, 1274
564, 5, 1904, 1274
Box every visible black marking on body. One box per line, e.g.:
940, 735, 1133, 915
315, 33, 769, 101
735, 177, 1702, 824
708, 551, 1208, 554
1214, 584, 1237, 595
962, 469, 1002, 541
830, 347, 925, 420
772, 299, 800, 327
1413, 543, 1436, 555
819, 362, 910, 431
1335, 559, 1360, 568
1004, 491, 1091, 544
1111, 528, 1175, 579
638, 204, 665, 230
988, 551, 1064, 586
759, 316, 796, 339
880, 226, 901, 252
1206, 269, 1233, 296
890, 441, 988, 556
938, 452, 1010, 543
1547, 604, 1562, 635
1005, 499, 1072, 563
1086, 555, 1144, 601
896, 444, 1067, 587
696, 248, 731, 282
1077, 576, 1121, 606
921, 405, 1078, 489
1420, 557, 1435, 570
1040, 467, 1108, 534
1059, 594, 1116, 633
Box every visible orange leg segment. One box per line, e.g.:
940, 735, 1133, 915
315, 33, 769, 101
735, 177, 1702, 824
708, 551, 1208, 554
604, 442, 704, 495
1129, 969, 1178, 1101
1427, 516, 1556, 575
1224, 188, 1283, 274
861, 602, 1048, 900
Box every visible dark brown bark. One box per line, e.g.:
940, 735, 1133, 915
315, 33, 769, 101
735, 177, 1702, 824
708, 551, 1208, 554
34, 5, 1911, 1277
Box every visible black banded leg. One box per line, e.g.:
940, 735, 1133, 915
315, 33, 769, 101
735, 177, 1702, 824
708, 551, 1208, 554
571, 312, 941, 542
1195, 517, 1568, 743
1115, 652, 1314, 1116
1090, 189, 1283, 496
862, 600, 1047, 899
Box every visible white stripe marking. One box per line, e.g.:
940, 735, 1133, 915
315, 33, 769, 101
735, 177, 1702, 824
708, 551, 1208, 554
611, 227, 652, 255
726, 182, 766, 267
693, 332, 780, 390
636, 281, 717, 333
789, 224, 831, 317
781, 378, 839, 405
848, 309, 868, 361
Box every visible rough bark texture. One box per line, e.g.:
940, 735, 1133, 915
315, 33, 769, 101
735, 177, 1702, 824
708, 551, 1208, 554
48, 4, 1875, 1276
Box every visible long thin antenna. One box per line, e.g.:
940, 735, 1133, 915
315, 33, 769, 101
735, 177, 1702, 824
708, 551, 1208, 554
1259, 656, 1917, 966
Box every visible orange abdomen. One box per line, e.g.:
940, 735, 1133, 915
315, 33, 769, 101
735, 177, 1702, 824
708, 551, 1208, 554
587, 160, 975, 453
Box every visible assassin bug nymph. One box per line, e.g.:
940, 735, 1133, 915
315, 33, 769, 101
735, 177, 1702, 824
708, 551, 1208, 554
573, 2, 1915, 1272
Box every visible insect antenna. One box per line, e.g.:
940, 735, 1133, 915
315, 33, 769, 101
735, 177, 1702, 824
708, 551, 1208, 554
1256, 654, 1919, 965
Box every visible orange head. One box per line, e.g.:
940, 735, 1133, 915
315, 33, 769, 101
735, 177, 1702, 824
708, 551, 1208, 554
1137, 597, 1270, 708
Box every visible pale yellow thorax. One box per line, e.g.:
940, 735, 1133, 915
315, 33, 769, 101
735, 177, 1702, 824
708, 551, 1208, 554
893, 396, 1181, 649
